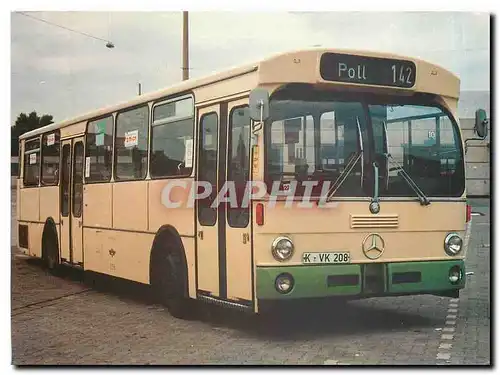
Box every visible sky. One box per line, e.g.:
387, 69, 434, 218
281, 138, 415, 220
10, 11, 490, 124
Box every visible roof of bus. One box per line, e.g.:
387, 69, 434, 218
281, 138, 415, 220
19, 48, 459, 140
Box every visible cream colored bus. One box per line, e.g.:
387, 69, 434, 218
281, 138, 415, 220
16, 49, 488, 319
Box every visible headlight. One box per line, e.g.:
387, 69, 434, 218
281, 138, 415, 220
271, 236, 294, 261
444, 233, 463, 256
275, 273, 294, 294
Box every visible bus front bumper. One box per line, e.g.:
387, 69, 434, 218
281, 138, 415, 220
256, 260, 465, 300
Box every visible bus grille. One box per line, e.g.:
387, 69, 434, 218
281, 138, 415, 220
350, 214, 399, 229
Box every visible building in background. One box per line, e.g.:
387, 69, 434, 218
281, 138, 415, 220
458, 90, 490, 197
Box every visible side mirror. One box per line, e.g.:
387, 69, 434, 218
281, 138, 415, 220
474, 109, 488, 139
249, 88, 270, 130
465, 109, 489, 154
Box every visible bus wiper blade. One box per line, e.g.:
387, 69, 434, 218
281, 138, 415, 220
384, 153, 430, 206
326, 151, 362, 201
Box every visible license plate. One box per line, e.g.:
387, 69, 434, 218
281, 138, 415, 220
302, 252, 351, 264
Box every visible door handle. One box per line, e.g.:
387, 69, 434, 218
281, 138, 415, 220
242, 233, 250, 244
198, 231, 203, 240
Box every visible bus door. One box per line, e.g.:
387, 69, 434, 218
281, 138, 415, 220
59, 137, 84, 266
196, 100, 253, 308
196, 105, 221, 297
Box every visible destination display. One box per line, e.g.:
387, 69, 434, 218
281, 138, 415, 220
320, 53, 417, 88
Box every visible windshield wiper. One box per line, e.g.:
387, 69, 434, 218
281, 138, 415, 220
382, 121, 430, 206
384, 153, 430, 206
326, 117, 364, 201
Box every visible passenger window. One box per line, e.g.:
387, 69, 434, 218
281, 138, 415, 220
41, 131, 60, 185
115, 106, 149, 180
23, 138, 41, 187
86, 116, 113, 182
150, 97, 194, 178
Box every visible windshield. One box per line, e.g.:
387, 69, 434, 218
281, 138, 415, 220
265, 86, 465, 198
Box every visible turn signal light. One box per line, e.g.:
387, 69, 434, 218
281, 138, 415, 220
256, 203, 264, 226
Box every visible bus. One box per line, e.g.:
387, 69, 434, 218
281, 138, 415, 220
16, 48, 489, 319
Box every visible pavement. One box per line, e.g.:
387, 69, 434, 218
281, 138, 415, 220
10, 189, 491, 365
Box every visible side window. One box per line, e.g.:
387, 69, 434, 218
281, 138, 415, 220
23, 138, 41, 187
115, 106, 149, 180
41, 131, 60, 185
227, 106, 250, 228
197, 112, 218, 226
150, 97, 194, 178
86, 116, 113, 182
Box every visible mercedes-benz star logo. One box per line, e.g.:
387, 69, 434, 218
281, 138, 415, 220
362, 233, 385, 260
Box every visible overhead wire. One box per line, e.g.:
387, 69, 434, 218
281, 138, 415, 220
16, 11, 112, 44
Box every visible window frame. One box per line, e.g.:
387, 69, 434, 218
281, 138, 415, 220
113, 104, 150, 182
149, 94, 195, 180
85, 114, 115, 184
264, 85, 465, 198
40, 130, 61, 186
22, 137, 41, 188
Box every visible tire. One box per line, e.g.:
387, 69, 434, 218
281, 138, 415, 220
152, 243, 195, 320
43, 226, 59, 274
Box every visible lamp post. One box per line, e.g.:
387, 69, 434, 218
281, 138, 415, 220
182, 11, 189, 81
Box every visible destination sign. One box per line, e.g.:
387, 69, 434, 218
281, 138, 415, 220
320, 53, 417, 88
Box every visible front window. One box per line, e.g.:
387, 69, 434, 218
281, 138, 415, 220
265, 86, 464, 198
370, 104, 464, 197
266, 98, 369, 197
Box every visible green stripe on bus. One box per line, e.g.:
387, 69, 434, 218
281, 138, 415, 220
256, 260, 465, 300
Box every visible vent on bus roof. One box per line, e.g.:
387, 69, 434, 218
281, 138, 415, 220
350, 214, 399, 229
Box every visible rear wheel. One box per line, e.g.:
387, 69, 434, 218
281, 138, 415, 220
152, 244, 195, 320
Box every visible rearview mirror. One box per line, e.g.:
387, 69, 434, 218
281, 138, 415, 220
475, 109, 488, 139
249, 88, 269, 124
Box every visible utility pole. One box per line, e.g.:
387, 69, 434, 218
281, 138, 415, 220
182, 11, 189, 81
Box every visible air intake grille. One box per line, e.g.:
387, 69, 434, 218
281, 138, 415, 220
350, 214, 399, 229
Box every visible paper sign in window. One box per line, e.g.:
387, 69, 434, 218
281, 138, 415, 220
184, 139, 193, 168
46, 134, 55, 146
85, 157, 90, 178
124, 130, 139, 148
29, 153, 37, 165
